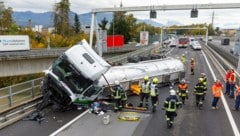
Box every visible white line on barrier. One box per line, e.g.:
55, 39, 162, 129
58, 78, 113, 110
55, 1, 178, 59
49, 110, 89, 136
202, 50, 240, 136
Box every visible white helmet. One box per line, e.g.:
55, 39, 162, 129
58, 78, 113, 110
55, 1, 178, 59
169, 89, 176, 95
114, 80, 120, 85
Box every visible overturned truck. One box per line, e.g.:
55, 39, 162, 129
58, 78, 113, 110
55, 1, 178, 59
40, 40, 185, 110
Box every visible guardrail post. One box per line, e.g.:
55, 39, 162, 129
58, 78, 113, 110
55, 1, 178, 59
8, 86, 13, 107
31, 80, 35, 98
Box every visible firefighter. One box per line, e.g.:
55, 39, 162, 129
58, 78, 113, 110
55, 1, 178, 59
211, 79, 223, 110
233, 85, 240, 111
194, 78, 207, 108
200, 73, 207, 101
120, 86, 128, 108
111, 80, 123, 112
138, 76, 151, 108
150, 77, 159, 112
180, 54, 186, 64
176, 79, 188, 104
190, 58, 195, 75
163, 89, 182, 128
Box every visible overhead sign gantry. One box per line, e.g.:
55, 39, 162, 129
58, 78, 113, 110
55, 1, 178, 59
90, 3, 240, 47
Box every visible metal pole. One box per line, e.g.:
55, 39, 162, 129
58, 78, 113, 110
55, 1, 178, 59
89, 13, 96, 48
205, 27, 208, 45
161, 27, 163, 47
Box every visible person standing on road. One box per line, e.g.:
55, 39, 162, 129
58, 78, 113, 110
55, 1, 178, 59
181, 54, 186, 64
199, 73, 207, 101
163, 89, 182, 128
211, 79, 224, 110
233, 85, 240, 111
190, 58, 195, 75
111, 80, 123, 112
224, 69, 232, 95
150, 78, 159, 112
138, 76, 151, 108
229, 69, 236, 98
194, 78, 207, 107
176, 79, 188, 104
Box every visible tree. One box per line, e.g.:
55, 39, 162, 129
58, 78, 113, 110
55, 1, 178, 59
73, 13, 81, 34
108, 11, 131, 43
53, 0, 70, 37
0, 7, 14, 34
98, 17, 108, 30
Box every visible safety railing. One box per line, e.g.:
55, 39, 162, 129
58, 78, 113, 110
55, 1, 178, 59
0, 77, 43, 112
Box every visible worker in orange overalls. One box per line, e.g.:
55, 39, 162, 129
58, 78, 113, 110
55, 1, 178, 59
233, 85, 240, 111
177, 79, 188, 104
224, 69, 232, 95
229, 69, 236, 98
190, 58, 195, 75
211, 79, 224, 110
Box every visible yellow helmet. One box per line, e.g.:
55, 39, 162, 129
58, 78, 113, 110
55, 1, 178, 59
153, 78, 158, 84
144, 76, 149, 81
198, 77, 204, 82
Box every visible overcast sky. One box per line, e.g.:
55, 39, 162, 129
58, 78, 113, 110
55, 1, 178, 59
2, 0, 240, 28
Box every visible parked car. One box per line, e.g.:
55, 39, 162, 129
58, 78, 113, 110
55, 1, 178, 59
192, 41, 202, 50
169, 39, 177, 47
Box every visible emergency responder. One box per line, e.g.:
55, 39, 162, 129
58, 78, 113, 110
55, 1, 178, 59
120, 87, 128, 108
138, 76, 151, 108
190, 58, 195, 75
199, 73, 207, 101
233, 85, 240, 111
163, 89, 182, 128
150, 77, 159, 112
229, 69, 236, 98
211, 79, 223, 110
111, 80, 123, 112
224, 69, 232, 95
194, 78, 207, 108
181, 54, 186, 64
176, 79, 188, 104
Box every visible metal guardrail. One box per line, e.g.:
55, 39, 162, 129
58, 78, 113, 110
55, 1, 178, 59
0, 78, 43, 112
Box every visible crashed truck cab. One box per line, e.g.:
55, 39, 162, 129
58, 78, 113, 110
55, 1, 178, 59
41, 40, 111, 109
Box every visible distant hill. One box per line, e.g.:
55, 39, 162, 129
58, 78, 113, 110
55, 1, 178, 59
12, 11, 175, 28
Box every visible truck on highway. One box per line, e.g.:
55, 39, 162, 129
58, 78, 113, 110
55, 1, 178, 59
40, 39, 185, 110
0, 35, 30, 51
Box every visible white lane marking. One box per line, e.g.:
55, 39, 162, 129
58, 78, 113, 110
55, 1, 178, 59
202, 51, 240, 136
49, 110, 89, 136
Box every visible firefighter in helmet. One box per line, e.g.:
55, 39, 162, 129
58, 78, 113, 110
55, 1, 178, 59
139, 76, 151, 108
111, 80, 123, 112
150, 77, 159, 112
176, 79, 188, 104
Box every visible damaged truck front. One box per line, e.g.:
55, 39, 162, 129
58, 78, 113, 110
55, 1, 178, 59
41, 40, 111, 110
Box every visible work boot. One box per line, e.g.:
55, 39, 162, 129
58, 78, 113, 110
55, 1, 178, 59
152, 107, 156, 112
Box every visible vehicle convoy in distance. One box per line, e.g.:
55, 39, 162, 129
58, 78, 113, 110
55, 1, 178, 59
40, 39, 185, 110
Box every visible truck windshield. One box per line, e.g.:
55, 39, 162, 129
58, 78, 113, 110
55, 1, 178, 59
52, 55, 93, 94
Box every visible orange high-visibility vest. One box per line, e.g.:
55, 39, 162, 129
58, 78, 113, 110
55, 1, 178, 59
178, 84, 188, 90
236, 86, 240, 96
230, 72, 236, 84
212, 83, 223, 97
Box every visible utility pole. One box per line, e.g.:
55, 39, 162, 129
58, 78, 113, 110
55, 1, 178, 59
211, 11, 214, 27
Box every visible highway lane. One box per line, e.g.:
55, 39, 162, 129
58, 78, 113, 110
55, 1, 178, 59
0, 44, 239, 136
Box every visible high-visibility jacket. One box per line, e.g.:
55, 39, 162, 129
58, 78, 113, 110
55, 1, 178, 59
112, 85, 122, 99
181, 56, 186, 63
177, 83, 188, 96
236, 86, 240, 96
164, 95, 180, 112
150, 83, 158, 96
212, 83, 223, 97
141, 81, 150, 93
121, 90, 127, 101
194, 82, 206, 95
201, 77, 207, 86
230, 72, 236, 84
225, 71, 231, 82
